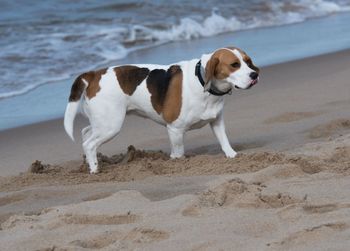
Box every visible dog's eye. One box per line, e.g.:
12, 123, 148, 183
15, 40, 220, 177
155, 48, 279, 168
230, 62, 240, 68
246, 59, 253, 67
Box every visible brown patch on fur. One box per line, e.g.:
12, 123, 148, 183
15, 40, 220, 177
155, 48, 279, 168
68, 76, 86, 102
146, 65, 183, 123
69, 68, 107, 101
226, 46, 260, 73
163, 66, 183, 123
204, 57, 219, 90
114, 66, 150, 95
85, 68, 108, 99
205, 48, 240, 84
85, 69, 106, 99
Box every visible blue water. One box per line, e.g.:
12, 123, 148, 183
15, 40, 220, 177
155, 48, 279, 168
1, 11, 350, 131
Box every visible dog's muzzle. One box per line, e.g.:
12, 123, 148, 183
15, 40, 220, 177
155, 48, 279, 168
234, 78, 258, 90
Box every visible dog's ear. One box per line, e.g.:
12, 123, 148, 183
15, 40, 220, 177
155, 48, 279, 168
204, 57, 219, 92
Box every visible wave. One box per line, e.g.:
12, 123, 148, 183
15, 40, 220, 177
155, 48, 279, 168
1, 0, 350, 99
122, 0, 350, 43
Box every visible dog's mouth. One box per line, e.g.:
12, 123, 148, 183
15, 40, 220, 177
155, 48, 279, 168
234, 79, 258, 90
249, 78, 258, 88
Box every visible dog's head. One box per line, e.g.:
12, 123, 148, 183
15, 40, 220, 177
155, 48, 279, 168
204, 47, 260, 91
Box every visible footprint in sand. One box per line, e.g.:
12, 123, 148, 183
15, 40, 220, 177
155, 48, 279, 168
70, 228, 169, 249
62, 213, 141, 225
0, 193, 26, 207
267, 222, 349, 248
1, 214, 39, 230
264, 111, 324, 124
123, 228, 170, 243
70, 230, 122, 249
182, 178, 304, 216
306, 119, 350, 139
303, 203, 350, 214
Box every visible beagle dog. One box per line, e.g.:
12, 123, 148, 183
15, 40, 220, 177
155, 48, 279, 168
64, 47, 260, 173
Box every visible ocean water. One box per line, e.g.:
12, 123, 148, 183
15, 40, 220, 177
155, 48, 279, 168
1, 0, 350, 130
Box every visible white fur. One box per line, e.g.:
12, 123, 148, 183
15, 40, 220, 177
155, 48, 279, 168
64, 48, 258, 173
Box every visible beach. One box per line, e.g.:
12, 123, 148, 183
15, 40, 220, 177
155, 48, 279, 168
2, 2, 350, 249
0, 47, 350, 250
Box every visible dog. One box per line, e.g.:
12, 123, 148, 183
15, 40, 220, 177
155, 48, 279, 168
64, 47, 260, 173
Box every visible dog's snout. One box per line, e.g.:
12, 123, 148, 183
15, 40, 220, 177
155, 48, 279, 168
249, 72, 258, 80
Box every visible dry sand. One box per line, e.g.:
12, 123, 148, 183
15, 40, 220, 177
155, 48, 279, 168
0, 50, 350, 250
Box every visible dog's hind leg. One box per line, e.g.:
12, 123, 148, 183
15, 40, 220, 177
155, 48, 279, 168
81, 125, 92, 167
81, 126, 92, 142
82, 107, 126, 173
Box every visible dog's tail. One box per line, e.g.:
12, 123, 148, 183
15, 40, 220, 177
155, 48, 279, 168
64, 75, 88, 141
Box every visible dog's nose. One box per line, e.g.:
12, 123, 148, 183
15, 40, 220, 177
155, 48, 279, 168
250, 72, 259, 80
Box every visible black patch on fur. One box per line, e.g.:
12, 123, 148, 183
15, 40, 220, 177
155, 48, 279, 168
146, 65, 181, 113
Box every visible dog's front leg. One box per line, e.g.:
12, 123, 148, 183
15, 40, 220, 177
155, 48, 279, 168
167, 126, 185, 159
210, 112, 237, 158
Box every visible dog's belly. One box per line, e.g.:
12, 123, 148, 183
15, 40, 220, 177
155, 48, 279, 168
189, 119, 214, 130
127, 108, 166, 125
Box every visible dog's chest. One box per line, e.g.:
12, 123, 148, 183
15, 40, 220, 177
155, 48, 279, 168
186, 98, 224, 130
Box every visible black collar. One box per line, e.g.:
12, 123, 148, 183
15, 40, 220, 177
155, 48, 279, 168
195, 60, 231, 96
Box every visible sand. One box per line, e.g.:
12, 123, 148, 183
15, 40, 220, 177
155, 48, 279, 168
0, 49, 350, 250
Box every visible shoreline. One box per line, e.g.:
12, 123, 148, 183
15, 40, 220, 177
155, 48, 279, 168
1, 46, 350, 134
1, 11, 350, 131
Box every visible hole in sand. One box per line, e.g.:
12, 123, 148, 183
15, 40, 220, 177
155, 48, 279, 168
70, 230, 122, 249
82, 192, 114, 202
303, 203, 338, 214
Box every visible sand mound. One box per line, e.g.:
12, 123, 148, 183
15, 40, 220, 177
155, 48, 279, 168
1, 141, 349, 191
29, 145, 169, 174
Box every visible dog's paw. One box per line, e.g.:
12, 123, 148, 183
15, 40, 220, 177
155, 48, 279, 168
170, 153, 184, 159
225, 150, 237, 158
89, 168, 99, 174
